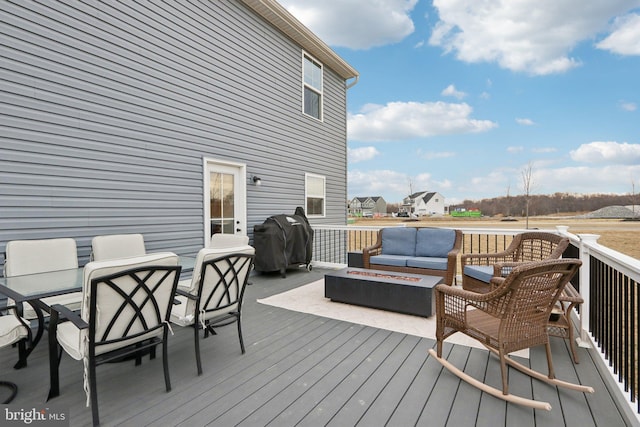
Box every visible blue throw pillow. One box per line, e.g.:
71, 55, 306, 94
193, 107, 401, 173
381, 227, 416, 256
415, 228, 455, 257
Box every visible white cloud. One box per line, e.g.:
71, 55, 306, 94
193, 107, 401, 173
428, 0, 639, 75
596, 13, 640, 55
516, 118, 535, 126
348, 101, 497, 141
348, 169, 413, 198
441, 84, 467, 99
620, 101, 638, 111
348, 146, 380, 163
534, 164, 640, 195
461, 162, 640, 201
418, 150, 456, 160
532, 147, 558, 153
570, 141, 640, 164
280, 0, 417, 49
507, 146, 524, 153
349, 169, 454, 201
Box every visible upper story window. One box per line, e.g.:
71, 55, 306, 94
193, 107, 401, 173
303, 53, 323, 120
305, 173, 325, 217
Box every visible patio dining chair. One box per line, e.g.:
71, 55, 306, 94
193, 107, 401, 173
4, 238, 82, 320
429, 258, 594, 410
209, 233, 250, 248
0, 311, 30, 403
47, 252, 181, 426
461, 231, 570, 293
90, 233, 146, 261
170, 245, 255, 375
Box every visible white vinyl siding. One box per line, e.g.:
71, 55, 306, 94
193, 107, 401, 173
0, 0, 349, 264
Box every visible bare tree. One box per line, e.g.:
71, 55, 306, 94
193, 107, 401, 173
521, 162, 534, 229
631, 175, 638, 218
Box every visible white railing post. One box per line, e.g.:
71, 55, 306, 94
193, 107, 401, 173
576, 233, 599, 347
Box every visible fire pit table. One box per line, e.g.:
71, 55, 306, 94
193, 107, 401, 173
324, 267, 443, 317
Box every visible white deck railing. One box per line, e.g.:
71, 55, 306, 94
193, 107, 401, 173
310, 223, 640, 420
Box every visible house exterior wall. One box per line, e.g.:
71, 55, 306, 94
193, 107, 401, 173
403, 192, 445, 215
415, 193, 446, 215
348, 197, 386, 216
373, 198, 387, 215
0, 1, 352, 264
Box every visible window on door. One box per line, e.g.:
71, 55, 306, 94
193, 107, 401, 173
305, 173, 325, 217
210, 171, 235, 235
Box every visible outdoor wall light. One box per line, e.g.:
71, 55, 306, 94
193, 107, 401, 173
252, 176, 262, 186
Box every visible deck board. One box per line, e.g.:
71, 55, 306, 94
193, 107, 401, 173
1, 268, 637, 426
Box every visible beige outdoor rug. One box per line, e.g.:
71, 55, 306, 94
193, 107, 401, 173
257, 279, 528, 358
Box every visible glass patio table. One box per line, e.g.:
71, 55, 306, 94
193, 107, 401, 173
0, 255, 195, 368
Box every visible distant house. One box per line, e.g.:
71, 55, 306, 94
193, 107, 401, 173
349, 197, 387, 217
402, 192, 446, 216
0, 0, 358, 263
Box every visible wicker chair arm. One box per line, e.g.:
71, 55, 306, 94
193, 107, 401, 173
362, 240, 382, 268
461, 251, 514, 266
363, 237, 382, 252
492, 261, 525, 278
434, 283, 499, 303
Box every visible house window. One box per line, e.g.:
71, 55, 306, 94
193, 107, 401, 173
305, 173, 325, 217
303, 53, 323, 120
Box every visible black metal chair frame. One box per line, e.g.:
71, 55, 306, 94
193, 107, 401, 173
48, 264, 181, 426
176, 253, 254, 375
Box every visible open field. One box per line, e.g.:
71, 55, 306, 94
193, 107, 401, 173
351, 216, 640, 260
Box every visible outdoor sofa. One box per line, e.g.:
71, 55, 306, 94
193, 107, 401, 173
362, 227, 462, 285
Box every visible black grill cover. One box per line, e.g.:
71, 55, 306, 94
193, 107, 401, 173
253, 207, 313, 275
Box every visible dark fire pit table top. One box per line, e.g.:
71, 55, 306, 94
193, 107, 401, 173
324, 267, 443, 317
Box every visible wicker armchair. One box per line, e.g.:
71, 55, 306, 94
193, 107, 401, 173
429, 258, 593, 410
461, 231, 569, 293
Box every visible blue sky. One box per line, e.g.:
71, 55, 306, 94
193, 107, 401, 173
280, 0, 640, 206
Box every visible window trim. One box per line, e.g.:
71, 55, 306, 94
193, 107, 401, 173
305, 173, 326, 218
302, 51, 323, 121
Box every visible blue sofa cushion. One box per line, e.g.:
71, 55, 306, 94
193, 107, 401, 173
406, 257, 448, 271
370, 255, 409, 267
415, 228, 455, 258
381, 227, 417, 257
463, 265, 494, 283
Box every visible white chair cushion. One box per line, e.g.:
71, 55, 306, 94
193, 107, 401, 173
176, 278, 191, 293
169, 294, 193, 327
57, 252, 179, 360
57, 321, 163, 360
209, 234, 250, 248
0, 315, 28, 347
5, 238, 80, 318
182, 245, 255, 294
91, 234, 146, 261
170, 295, 239, 327
171, 246, 252, 328
21, 293, 83, 320
5, 238, 78, 276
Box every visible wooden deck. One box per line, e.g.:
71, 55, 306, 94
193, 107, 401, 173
2, 267, 637, 426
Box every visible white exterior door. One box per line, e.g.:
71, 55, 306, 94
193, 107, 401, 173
204, 159, 247, 246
